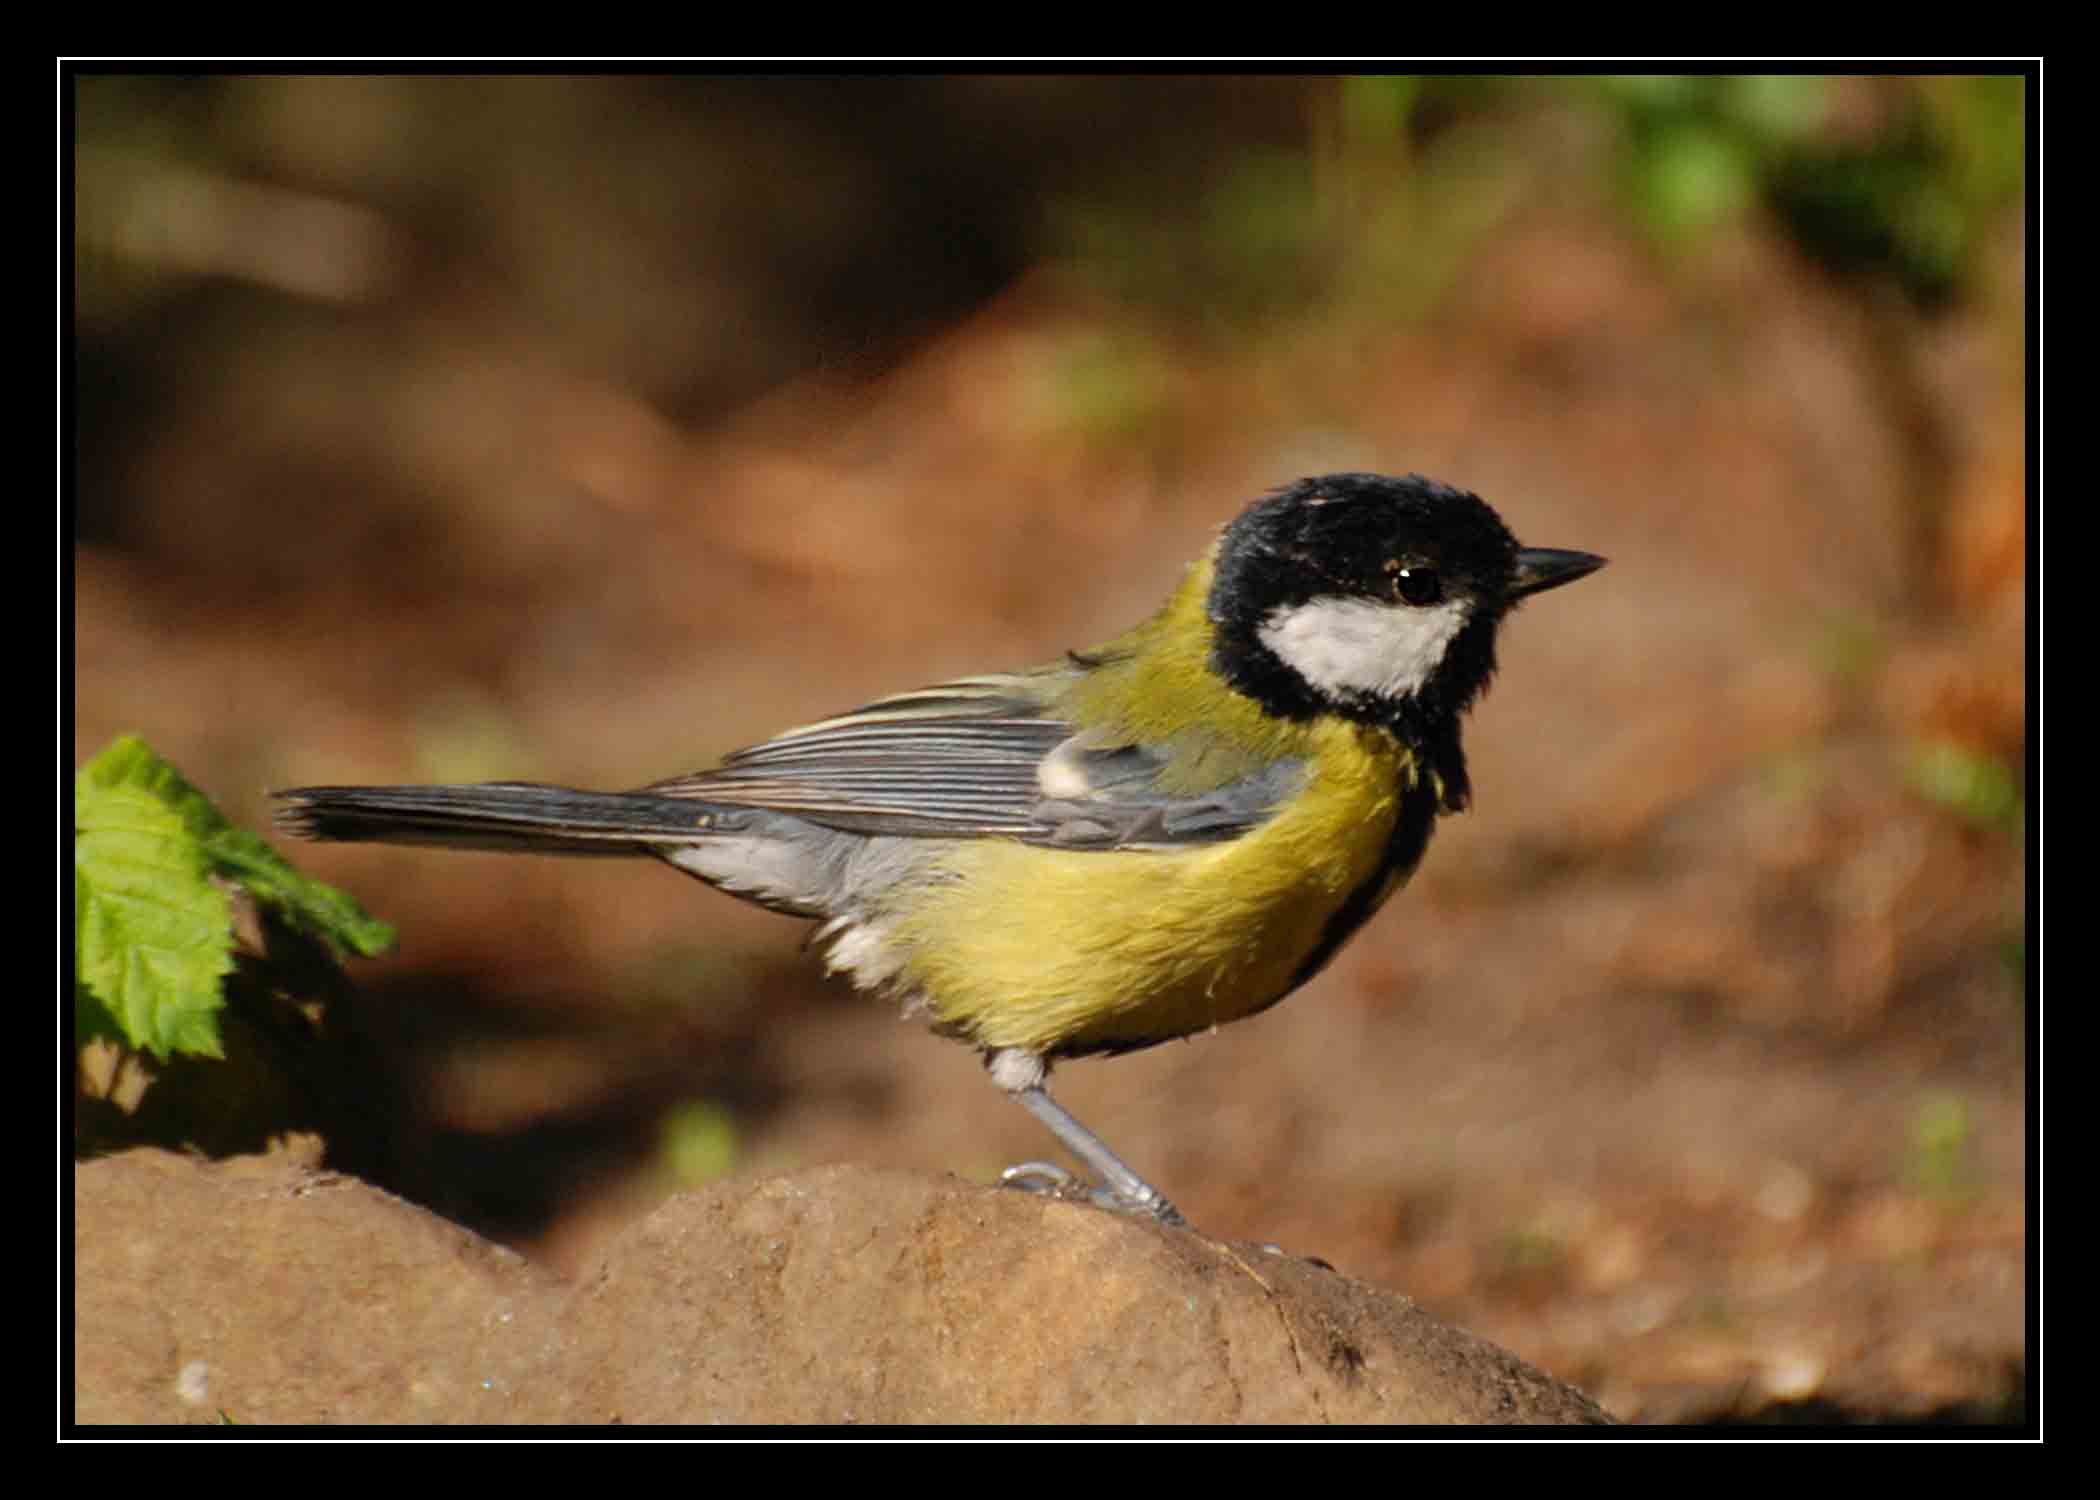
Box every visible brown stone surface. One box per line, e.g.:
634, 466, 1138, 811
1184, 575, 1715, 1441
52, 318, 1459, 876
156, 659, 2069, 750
73, 1150, 1608, 1427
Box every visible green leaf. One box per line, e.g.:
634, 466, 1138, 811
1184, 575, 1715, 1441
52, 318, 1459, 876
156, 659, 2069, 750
73, 734, 397, 1064
198, 822, 396, 959
79, 734, 395, 960
73, 778, 232, 1061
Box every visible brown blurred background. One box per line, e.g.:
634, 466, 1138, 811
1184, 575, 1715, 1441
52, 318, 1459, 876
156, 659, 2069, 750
70, 72, 2027, 1422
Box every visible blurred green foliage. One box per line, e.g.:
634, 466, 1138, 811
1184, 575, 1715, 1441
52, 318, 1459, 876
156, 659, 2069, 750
1041, 328, 1181, 448
1904, 738, 2025, 994
1044, 72, 2025, 338
1906, 738, 2024, 840
659, 1098, 739, 1186
1767, 78, 2024, 307
1595, 74, 1826, 247
1499, 1220, 1566, 1274
1905, 1090, 1978, 1200
73, 72, 2026, 433
1043, 74, 1519, 339
1564, 73, 2022, 306
1813, 611, 1891, 687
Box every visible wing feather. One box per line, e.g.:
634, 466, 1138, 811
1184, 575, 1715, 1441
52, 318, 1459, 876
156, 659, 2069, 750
641, 675, 1302, 848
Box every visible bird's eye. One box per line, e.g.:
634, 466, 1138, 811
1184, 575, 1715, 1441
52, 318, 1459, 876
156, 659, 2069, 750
1392, 567, 1442, 606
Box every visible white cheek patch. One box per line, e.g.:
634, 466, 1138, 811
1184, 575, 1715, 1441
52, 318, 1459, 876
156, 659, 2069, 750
1257, 595, 1473, 702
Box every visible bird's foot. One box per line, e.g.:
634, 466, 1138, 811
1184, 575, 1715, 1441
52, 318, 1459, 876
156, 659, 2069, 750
998, 1160, 1187, 1227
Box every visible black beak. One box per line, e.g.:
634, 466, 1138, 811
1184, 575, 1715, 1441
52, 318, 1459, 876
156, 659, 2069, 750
1512, 548, 1607, 598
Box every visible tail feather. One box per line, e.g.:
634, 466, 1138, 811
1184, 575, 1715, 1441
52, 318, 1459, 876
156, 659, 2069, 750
273, 782, 730, 857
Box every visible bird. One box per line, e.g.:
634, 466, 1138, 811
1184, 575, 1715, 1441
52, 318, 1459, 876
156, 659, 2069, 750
276, 472, 1605, 1226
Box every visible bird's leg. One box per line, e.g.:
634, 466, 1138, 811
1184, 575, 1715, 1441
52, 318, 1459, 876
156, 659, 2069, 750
987, 1048, 1186, 1226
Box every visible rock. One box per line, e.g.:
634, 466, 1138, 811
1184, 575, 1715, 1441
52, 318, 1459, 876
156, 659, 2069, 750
72, 1150, 1610, 1425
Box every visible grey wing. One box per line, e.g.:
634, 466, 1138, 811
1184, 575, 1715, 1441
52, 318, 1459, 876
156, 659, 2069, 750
643, 675, 1304, 851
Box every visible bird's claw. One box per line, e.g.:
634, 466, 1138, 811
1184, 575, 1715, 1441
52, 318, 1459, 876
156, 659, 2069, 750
1000, 1160, 1082, 1197
998, 1161, 1186, 1226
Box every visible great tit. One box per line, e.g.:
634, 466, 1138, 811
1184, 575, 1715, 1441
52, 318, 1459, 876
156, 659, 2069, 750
277, 472, 1604, 1225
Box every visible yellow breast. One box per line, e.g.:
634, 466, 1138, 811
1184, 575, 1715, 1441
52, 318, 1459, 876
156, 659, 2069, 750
887, 718, 1414, 1058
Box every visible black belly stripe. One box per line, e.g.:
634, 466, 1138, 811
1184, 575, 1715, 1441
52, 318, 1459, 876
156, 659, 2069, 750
1281, 772, 1441, 994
